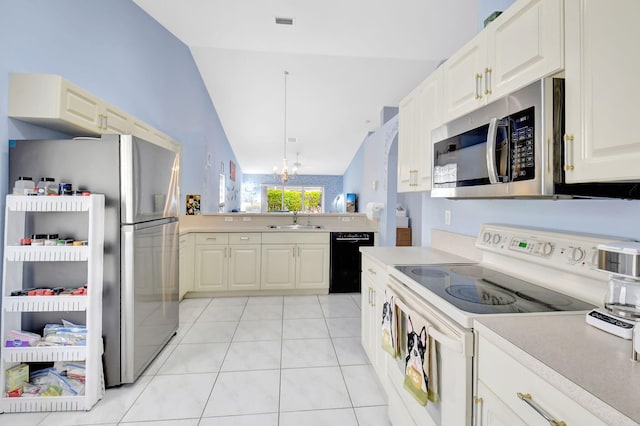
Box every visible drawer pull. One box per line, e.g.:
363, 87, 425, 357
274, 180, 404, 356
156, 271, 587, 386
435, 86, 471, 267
240, 236, 249, 240
517, 392, 566, 426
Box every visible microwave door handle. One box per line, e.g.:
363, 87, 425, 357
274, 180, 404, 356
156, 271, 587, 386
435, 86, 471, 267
486, 117, 499, 184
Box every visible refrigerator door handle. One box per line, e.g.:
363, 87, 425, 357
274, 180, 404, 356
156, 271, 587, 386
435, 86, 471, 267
120, 224, 136, 383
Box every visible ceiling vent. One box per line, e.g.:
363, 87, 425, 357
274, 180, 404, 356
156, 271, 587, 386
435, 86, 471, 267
275, 17, 294, 25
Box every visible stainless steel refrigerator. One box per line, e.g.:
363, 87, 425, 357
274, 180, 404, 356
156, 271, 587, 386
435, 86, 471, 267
8, 134, 180, 386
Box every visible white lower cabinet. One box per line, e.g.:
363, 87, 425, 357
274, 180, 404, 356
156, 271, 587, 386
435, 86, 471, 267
193, 233, 261, 292
194, 233, 228, 292
260, 244, 296, 290
261, 233, 329, 291
360, 254, 388, 380
476, 381, 527, 426
227, 234, 261, 291
178, 233, 194, 299
189, 232, 328, 294
476, 335, 606, 426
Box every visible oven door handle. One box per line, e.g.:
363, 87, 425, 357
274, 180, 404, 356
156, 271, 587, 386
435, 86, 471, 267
393, 297, 464, 355
486, 117, 499, 184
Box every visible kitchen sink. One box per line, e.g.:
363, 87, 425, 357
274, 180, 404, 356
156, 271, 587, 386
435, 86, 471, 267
267, 224, 323, 230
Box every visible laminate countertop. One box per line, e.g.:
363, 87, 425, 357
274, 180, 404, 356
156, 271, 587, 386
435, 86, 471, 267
475, 315, 640, 425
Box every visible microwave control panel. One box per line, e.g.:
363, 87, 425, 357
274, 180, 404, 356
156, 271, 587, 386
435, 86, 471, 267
509, 106, 535, 182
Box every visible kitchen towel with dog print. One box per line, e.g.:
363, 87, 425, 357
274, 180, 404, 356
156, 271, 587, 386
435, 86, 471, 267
381, 290, 398, 357
403, 314, 439, 405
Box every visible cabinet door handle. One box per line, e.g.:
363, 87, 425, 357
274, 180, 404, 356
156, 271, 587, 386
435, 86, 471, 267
369, 287, 373, 305
368, 268, 376, 275
484, 67, 492, 95
517, 393, 566, 426
371, 289, 375, 307
564, 134, 575, 171
206, 237, 217, 241
473, 397, 484, 426
475, 73, 483, 99
227, 247, 231, 258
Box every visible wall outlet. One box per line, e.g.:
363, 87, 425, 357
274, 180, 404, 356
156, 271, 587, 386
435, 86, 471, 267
444, 210, 452, 225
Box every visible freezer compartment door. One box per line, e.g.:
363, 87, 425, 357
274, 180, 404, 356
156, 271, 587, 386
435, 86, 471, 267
121, 218, 179, 383
120, 135, 181, 223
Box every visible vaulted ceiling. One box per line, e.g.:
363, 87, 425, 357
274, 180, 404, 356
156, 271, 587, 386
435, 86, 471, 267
134, 0, 479, 175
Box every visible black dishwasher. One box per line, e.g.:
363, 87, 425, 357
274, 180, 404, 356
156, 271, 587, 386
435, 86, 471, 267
329, 232, 375, 293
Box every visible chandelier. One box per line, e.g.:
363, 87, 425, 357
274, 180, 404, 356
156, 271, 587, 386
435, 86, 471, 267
273, 70, 297, 183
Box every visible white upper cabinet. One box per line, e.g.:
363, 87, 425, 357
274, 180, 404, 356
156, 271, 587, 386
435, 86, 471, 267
398, 67, 442, 192
397, 86, 420, 192
8, 73, 177, 149
442, 32, 487, 122
487, 0, 564, 99
443, 0, 564, 122
563, 0, 640, 182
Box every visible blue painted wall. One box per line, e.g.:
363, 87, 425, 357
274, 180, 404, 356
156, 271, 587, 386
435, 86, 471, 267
421, 196, 640, 246
0, 0, 240, 215
342, 115, 399, 246
343, 143, 365, 201
242, 174, 343, 213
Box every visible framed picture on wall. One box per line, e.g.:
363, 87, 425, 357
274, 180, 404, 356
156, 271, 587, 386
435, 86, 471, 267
186, 194, 201, 215
230, 160, 236, 181
346, 193, 357, 213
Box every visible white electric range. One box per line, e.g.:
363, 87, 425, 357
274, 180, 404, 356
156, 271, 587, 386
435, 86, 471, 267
384, 223, 627, 426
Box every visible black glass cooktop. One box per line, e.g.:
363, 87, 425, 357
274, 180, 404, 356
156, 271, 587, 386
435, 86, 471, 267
394, 264, 596, 315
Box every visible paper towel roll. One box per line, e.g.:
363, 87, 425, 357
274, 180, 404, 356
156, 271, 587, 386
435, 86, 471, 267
366, 202, 384, 220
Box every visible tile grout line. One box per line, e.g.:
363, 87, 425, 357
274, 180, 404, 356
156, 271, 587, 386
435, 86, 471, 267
197, 296, 248, 423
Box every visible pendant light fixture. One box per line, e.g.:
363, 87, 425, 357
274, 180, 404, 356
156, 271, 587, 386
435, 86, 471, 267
273, 70, 297, 183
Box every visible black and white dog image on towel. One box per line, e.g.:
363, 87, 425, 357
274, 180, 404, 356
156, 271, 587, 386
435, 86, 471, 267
381, 291, 395, 356
404, 316, 429, 404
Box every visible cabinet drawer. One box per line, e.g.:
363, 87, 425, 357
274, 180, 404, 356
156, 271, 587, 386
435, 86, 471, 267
361, 255, 386, 286
229, 233, 261, 245
195, 233, 229, 245
478, 336, 606, 425
262, 232, 329, 245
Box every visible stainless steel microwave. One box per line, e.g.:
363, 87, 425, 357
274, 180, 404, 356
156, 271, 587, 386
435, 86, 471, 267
431, 78, 560, 198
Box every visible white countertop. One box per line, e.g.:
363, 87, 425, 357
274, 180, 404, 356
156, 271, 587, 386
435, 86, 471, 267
359, 246, 475, 266
179, 213, 376, 234
475, 315, 640, 425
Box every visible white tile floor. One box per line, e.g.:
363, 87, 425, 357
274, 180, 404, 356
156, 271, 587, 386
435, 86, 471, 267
4, 294, 390, 426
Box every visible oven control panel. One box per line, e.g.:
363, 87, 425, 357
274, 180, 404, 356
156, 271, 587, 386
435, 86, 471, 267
476, 224, 628, 281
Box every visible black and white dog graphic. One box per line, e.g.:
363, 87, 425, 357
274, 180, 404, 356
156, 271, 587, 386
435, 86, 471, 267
405, 317, 428, 395
381, 292, 394, 353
